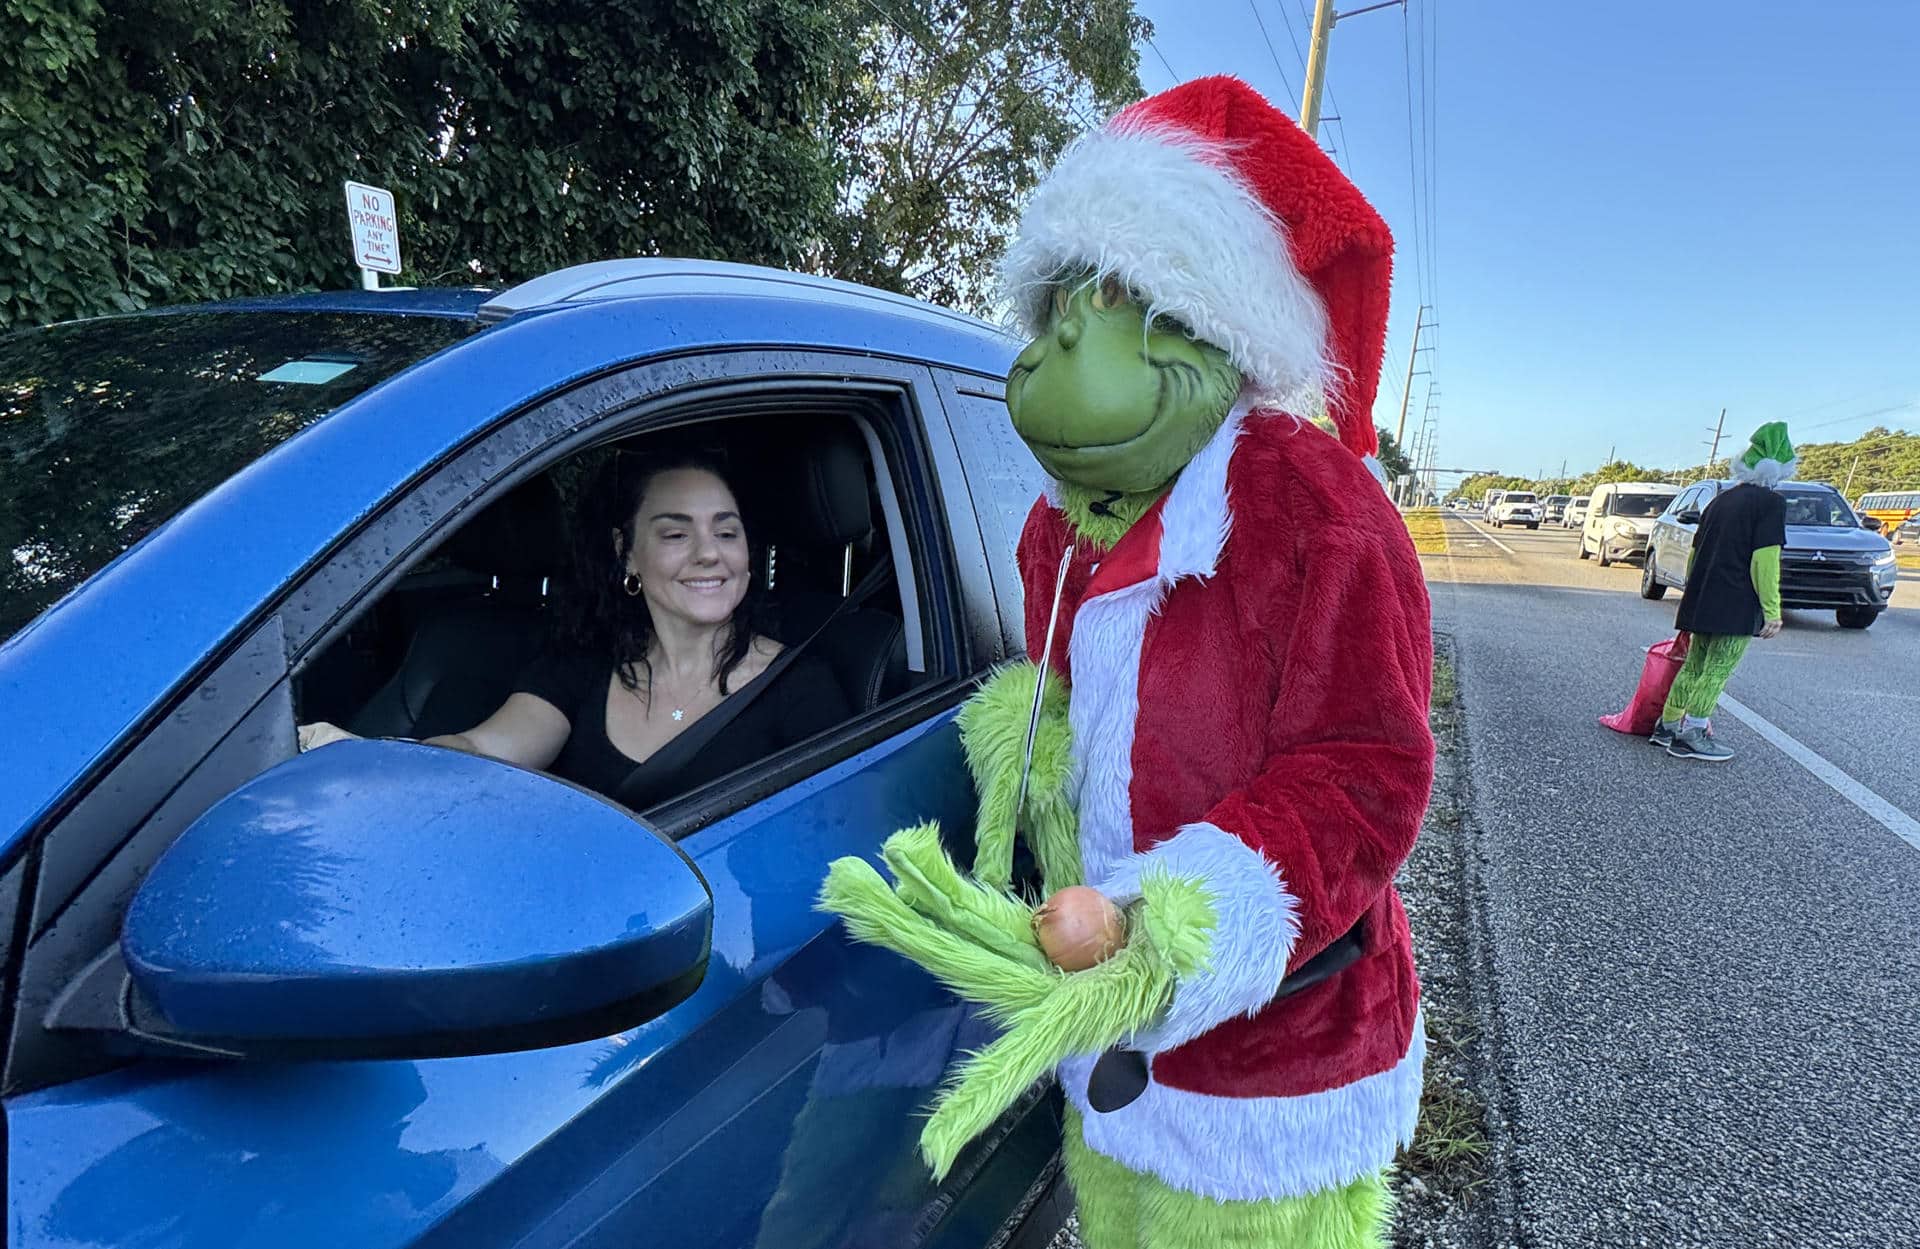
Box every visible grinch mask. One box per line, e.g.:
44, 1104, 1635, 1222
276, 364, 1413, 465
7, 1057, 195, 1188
1006, 271, 1242, 499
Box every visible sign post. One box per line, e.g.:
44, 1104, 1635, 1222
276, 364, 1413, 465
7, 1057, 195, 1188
343, 181, 402, 290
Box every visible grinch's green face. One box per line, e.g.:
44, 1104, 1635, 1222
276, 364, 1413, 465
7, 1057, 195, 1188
1006, 272, 1243, 495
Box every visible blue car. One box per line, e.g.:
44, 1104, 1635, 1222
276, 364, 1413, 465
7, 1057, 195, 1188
0, 261, 1070, 1248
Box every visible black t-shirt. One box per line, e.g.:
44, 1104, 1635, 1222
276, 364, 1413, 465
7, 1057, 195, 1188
1675, 483, 1787, 637
512, 648, 852, 809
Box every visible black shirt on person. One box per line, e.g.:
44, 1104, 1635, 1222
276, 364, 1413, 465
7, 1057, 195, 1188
1674, 482, 1787, 638
512, 649, 852, 809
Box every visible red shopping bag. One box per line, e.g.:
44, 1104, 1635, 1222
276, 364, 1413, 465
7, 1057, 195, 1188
1598, 632, 1691, 736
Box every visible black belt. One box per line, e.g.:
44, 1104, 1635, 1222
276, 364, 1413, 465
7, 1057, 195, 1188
1085, 917, 1368, 1114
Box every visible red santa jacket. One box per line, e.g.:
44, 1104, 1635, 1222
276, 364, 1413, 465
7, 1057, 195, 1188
1025, 406, 1434, 1202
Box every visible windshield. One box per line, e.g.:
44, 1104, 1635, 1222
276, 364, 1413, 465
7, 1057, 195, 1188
1605, 492, 1672, 518
1547, 495, 1569, 505
1, 311, 475, 645
1504, 493, 1537, 504
1779, 488, 1859, 528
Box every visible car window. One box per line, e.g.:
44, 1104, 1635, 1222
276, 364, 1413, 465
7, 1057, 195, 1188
1779, 488, 1857, 527
1606, 491, 1671, 518
291, 377, 969, 832
0, 312, 475, 646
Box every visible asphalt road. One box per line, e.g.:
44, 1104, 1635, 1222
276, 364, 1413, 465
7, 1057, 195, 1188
1426, 514, 1920, 1248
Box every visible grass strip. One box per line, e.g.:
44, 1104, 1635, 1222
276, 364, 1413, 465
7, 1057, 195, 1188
1402, 508, 1450, 556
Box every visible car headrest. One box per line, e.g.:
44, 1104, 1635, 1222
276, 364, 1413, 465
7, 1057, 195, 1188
441, 474, 566, 580
759, 427, 873, 549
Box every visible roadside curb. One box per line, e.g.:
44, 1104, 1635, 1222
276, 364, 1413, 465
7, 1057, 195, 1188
1394, 630, 1530, 1249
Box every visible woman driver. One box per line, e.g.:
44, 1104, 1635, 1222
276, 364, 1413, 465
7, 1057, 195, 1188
299, 450, 851, 807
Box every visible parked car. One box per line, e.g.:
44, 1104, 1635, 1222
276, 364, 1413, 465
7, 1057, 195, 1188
0, 261, 1070, 1249
1643, 479, 1899, 629
1577, 482, 1681, 566
1563, 495, 1590, 528
1543, 494, 1571, 524
1491, 491, 1542, 529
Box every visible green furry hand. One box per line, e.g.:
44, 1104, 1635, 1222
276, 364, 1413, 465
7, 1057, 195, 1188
958, 662, 1080, 892
819, 824, 1189, 1179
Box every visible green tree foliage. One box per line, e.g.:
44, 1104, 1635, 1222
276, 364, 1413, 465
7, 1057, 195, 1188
813, 0, 1148, 311
1374, 425, 1413, 482
1, 0, 856, 328
1762, 426, 1920, 498
1457, 425, 1920, 504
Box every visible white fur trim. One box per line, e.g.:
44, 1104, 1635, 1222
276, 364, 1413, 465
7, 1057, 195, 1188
1096, 822, 1300, 1053
1061, 1013, 1426, 1202
1153, 403, 1246, 584
1066, 578, 1157, 881
1063, 410, 1247, 882
1732, 456, 1799, 487
1000, 127, 1330, 408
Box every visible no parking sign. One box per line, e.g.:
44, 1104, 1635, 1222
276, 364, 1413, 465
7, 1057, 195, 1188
344, 181, 402, 281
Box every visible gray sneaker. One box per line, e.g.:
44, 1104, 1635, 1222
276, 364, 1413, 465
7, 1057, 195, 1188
1649, 721, 1677, 748
1667, 724, 1733, 762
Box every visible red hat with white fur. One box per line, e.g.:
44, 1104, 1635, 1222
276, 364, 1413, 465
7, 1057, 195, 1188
999, 76, 1394, 459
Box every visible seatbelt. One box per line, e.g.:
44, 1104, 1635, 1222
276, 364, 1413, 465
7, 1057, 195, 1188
614, 560, 893, 806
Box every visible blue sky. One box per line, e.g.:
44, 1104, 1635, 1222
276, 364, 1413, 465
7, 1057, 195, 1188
1130, 0, 1920, 487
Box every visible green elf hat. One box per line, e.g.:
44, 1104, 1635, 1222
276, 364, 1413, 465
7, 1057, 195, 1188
1733, 421, 1798, 487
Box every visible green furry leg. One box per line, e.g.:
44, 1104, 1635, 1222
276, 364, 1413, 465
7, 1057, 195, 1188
1064, 1111, 1393, 1249
1660, 632, 1751, 722
958, 662, 1081, 891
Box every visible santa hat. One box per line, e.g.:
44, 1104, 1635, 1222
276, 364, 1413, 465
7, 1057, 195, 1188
999, 76, 1394, 459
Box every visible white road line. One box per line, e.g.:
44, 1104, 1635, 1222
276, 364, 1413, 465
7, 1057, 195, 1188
1460, 518, 1517, 556
1716, 693, 1920, 853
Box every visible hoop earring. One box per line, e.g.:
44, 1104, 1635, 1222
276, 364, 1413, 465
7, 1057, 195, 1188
623, 574, 643, 597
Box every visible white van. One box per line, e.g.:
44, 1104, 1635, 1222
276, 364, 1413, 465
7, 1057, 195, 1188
1578, 481, 1681, 567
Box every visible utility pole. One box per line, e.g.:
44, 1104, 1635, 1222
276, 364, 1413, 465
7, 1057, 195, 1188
1843, 454, 1861, 496
1300, 0, 1337, 137
1299, 0, 1406, 138
1705, 407, 1726, 473
1393, 306, 1433, 446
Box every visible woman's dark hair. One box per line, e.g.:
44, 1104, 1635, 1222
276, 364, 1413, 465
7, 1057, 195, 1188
555, 445, 768, 697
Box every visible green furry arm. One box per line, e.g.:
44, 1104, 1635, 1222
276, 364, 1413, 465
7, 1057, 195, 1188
957, 662, 1080, 891
1751, 544, 1781, 619
819, 826, 1054, 1017
819, 825, 1221, 1179
917, 872, 1211, 1178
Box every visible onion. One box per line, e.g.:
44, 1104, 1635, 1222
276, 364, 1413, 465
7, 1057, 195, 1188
1032, 886, 1127, 971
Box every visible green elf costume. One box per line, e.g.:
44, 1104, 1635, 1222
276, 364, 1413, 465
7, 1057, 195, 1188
820, 77, 1433, 1249
1656, 422, 1796, 761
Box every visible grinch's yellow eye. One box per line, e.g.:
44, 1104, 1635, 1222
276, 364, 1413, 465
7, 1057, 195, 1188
1051, 286, 1071, 320
1092, 274, 1128, 311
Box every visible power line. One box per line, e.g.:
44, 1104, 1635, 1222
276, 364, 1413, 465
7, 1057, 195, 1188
1146, 37, 1181, 84
1244, 0, 1301, 108
1399, 0, 1432, 315
1421, 0, 1439, 307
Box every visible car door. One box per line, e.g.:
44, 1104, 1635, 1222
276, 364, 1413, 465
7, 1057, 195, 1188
4, 335, 1047, 1249
1651, 487, 1696, 583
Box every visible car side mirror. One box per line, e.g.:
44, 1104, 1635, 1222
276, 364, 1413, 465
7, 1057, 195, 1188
1861, 516, 1882, 532
1675, 510, 1702, 526
53, 741, 711, 1061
